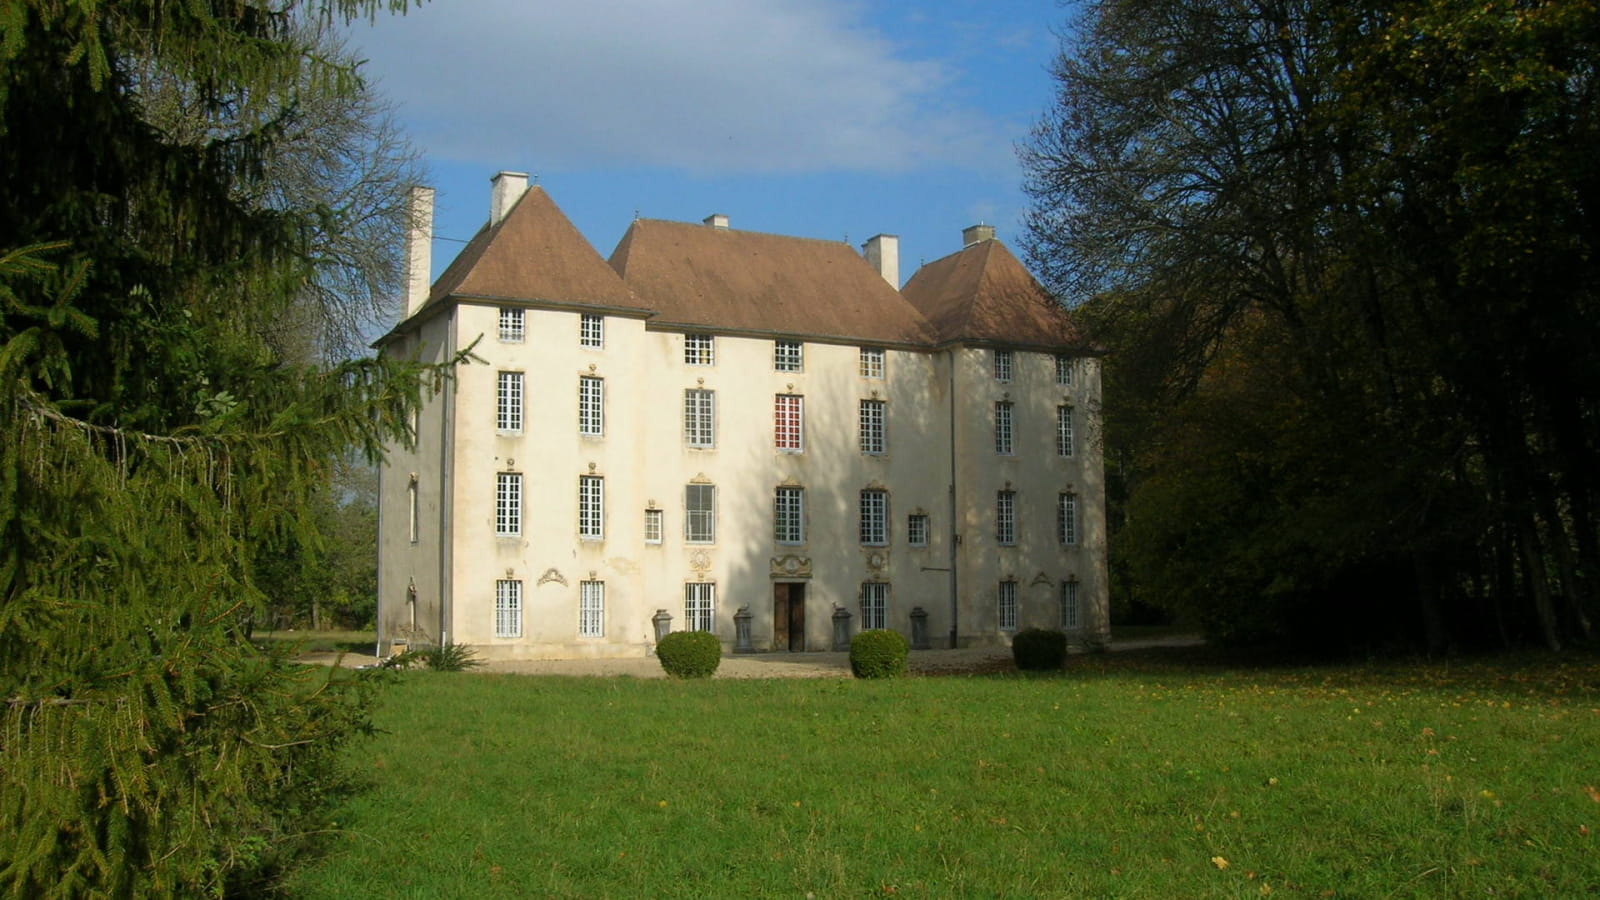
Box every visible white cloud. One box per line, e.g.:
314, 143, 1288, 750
346, 0, 1006, 174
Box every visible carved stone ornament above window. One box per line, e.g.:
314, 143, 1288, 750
770, 555, 813, 578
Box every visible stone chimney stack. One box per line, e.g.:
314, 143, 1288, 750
403, 185, 434, 319
862, 234, 899, 288
963, 223, 996, 247
490, 171, 529, 227
703, 213, 729, 229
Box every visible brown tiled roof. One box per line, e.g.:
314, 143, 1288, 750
426, 186, 645, 312
608, 219, 937, 345
901, 238, 1088, 349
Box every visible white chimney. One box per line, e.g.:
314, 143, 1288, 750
403, 185, 434, 319
703, 213, 729, 229
963, 223, 996, 247
490, 171, 529, 227
862, 234, 899, 288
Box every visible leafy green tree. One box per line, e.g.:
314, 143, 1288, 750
1024, 0, 1598, 652
0, 1, 444, 895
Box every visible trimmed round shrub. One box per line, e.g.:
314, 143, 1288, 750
656, 630, 722, 678
850, 629, 909, 679
1012, 627, 1068, 671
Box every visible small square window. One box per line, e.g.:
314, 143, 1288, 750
499, 307, 525, 343
580, 313, 604, 348
685, 333, 715, 365
775, 340, 803, 372
859, 347, 885, 378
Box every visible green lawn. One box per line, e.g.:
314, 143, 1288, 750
283, 651, 1600, 898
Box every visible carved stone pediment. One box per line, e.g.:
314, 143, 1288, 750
771, 555, 812, 578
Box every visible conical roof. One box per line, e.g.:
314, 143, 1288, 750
901, 237, 1087, 349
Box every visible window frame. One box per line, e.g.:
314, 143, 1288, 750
578, 475, 604, 540
859, 398, 886, 455
994, 349, 1014, 382
496, 371, 524, 434
495, 578, 523, 638
995, 401, 1014, 455
685, 483, 717, 544
684, 333, 715, 366
580, 580, 605, 637
774, 339, 803, 372
1058, 492, 1078, 546
774, 394, 804, 452
644, 508, 664, 545
907, 513, 929, 547
1055, 354, 1073, 386
498, 307, 525, 343
495, 472, 522, 538
1060, 579, 1080, 630
859, 488, 889, 546
580, 313, 604, 349
861, 582, 888, 631
859, 347, 885, 379
684, 388, 716, 449
997, 490, 1017, 546
774, 486, 805, 545
579, 375, 605, 437
685, 582, 716, 632
1057, 405, 1074, 458
999, 580, 1018, 631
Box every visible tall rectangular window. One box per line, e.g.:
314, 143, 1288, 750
499, 307, 524, 342
994, 349, 1014, 382
685, 582, 716, 632
775, 394, 804, 452
859, 399, 886, 454
1055, 354, 1073, 386
859, 489, 888, 546
861, 582, 888, 630
579, 376, 604, 436
1061, 580, 1080, 630
859, 347, 885, 378
580, 580, 605, 637
997, 490, 1017, 545
495, 472, 522, 537
685, 483, 716, 544
644, 508, 663, 544
496, 371, 523, 433
1057, 405, 1074, 457
907, 513, 929, 547
999, 581, 1018, 631
684, 389, 716, 448
685, 333, 715, 365
495, 579, 522, 638
774, 486, 804, 544
580, 313, 604, 348
995, 401, 1014, 455
774, 340, 803, 372
579, 475, 604, 540
1058, 492, 1078, 546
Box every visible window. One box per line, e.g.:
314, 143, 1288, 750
499, 307, 524, 342
685, 582, 716, 632
407, 477, 419, 543
1057, 405, 1074, 457
579, 475, 604, 540
775, 394, 804, 452
774, 486, 805, 544
684, 389, 716, 448
685, 333, 715, 365
1061, 580, 1080, 630
859, 347, 885, 378
994, 349, 1014, 382
495, 579, 522, 638
774, 340, 803, 372
580, 580, 605, 637
579, 376, 604, 436
685, 483, 716, 543
859, 399, 886, 454
496, 371, 523, 433
1055, 354, 1073, 386
644, 508, 664, 544
997, 490, 1016, 545
995, 401, 1014, 455
580, 313, 604, 348
1058, 492, 1078, 546
907, 513, 929, 547
861, 582, 888, 630
859, 489, 888, 546
999, 581, 1018, 631
495, 472, 522, 537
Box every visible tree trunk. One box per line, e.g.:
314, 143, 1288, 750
1516, 515, 1561, 651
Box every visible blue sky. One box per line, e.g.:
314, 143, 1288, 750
345, 1, 1072, 288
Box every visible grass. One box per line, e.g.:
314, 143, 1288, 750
282, 650, 1600, 898
253, 629, 376, 655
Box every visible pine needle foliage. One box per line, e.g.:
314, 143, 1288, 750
0, 2, 447, 896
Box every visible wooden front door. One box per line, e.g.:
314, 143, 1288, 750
774, 583, 806, 651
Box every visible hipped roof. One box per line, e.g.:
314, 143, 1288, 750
608, 219, 937, 345
901, 238, 1089, 349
